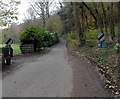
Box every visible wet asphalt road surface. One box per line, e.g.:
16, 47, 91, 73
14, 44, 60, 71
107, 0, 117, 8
2, 40, 112, 97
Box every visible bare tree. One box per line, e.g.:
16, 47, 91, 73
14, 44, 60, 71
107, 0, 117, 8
24, 7, 36, 21
30, 0, 51, 29
0, 0, 20, 27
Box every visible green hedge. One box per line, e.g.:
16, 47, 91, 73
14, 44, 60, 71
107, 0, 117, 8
19, 26, 59, 52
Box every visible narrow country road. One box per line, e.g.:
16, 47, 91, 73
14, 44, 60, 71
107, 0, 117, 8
2, 40, 112, 97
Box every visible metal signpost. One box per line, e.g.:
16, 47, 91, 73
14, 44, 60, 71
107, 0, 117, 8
2, 38, 13, 65
97, 33, 108, 61
98, 33, 108, 48
6, 38, 13, 45
98, 33, 105, 42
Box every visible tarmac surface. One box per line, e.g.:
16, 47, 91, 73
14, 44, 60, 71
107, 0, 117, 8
2, 40, 112, 97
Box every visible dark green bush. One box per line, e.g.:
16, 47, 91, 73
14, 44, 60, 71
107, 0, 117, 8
42, 31, 59, 47
51, 32, 59, 44
19, 26, 59, 52
19, 26, 45, 51
42, 31, 53, 47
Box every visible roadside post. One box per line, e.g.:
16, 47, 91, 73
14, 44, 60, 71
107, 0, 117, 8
2, 38, 13, 65
98, 33, 108, 48
5, 38, 13, 45
97, 33, 108, 61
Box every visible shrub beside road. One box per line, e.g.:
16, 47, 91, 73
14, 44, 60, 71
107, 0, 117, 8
19, 26, 59, 52
0, 26, 59, 55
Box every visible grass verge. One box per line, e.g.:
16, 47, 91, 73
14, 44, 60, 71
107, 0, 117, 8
0, 44, 21, 55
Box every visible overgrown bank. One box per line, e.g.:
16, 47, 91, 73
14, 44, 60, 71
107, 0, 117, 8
65, 26, 120, 98
58, 2, 120, 98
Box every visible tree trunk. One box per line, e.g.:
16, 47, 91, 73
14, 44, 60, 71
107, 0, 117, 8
117, 2, 120, 43
117, 2, 120, 83
73, 2, 85, 45
109, 2, 115, 40
81, 7, 85, 32
92, 3, 104, 33
82, 2, 98, 27
43, 18, 46, 29
46, 2, 49, 18
41, 8, 46, 29
101, 2, 108, 34
85, 15, 89, 28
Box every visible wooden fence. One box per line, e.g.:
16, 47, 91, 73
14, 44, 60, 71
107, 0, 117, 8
20, 44, 34, 53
